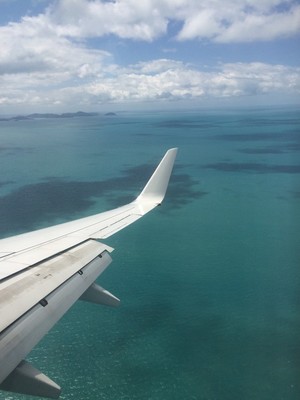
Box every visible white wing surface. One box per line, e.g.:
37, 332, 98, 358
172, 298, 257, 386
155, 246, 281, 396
0, 148, 177, 399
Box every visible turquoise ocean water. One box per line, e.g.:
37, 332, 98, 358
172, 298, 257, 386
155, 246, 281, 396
0, 106, 299, 400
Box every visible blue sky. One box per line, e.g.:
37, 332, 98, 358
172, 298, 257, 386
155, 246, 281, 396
0, 0, 299, 112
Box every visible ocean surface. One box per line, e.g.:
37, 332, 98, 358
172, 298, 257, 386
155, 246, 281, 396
0, 106, 299, 400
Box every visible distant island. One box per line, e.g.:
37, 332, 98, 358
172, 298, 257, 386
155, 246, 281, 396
0, 111, 118, 122
104, 112, 117, 116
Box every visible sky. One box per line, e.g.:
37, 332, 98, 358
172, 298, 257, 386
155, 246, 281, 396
0, 0, 300, 113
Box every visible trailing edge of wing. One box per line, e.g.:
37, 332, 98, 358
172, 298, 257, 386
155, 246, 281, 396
0, 246, 113, 388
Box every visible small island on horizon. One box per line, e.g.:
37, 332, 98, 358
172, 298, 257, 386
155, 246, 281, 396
104, 112, 117, 116
0, 111, 117, 122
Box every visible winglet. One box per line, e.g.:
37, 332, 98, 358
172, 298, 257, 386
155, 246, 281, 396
136, 148, 177, 213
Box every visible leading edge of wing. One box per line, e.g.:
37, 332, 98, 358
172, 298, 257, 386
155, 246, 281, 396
0, 149, 177, 280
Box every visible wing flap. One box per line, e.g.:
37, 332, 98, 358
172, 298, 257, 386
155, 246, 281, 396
0, 240, 111, 334
0, 235, 113, 281
0, 250, 112, 385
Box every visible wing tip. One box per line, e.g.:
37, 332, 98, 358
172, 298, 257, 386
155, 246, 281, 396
136, 147, 178, 209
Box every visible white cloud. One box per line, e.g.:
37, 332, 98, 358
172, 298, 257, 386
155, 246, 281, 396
0, 14, 111, 84
177, 1, 300, 42
0, 0, 299, 80
48, 0, 168, 41
43, 0, 300, 43
2, 0, 295, 44
215, 4, 300, 42
69, 60, 300, 102
2, 59, 297, 109
133, 59, 186, 74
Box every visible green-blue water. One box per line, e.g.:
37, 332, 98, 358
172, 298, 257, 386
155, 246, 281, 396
0, 106, 299, 400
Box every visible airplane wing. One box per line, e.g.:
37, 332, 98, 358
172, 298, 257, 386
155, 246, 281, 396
0, 148, 177, 399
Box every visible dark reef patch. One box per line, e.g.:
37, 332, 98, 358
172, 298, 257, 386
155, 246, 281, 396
0, 181, 14, 188
204, 162, 300, 174
238, 147, 285, 155
214, 131, 300, 143
163, 173, 208, 210
102, 167, 207, 210
235, 117, 300, 128
155, 120, 217, 129
0, 146, 33, 155
238, 143, 300, 155
291, 191, 300, 199
0, 164, 204, 237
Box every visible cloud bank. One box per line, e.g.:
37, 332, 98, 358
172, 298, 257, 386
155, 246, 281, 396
0, 0, 299, 110
47, 0, 300, 42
